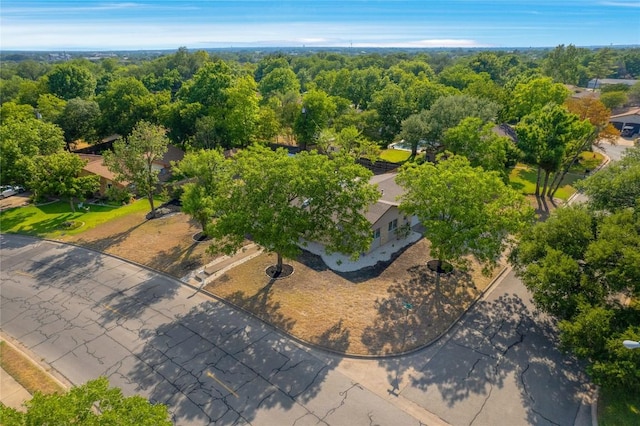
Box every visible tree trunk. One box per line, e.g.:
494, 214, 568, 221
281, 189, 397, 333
434, 260, 442, 315
535, 165, 542, 197
276, 252, 283, 274
541, 169, 551, 198
147, 193, 155, 218
69, 197, 75, 213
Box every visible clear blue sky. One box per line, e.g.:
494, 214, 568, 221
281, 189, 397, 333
1, 1, 639, 50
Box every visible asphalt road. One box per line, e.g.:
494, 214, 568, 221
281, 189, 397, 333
1, 233, 594, 425
0, 234, 432, 425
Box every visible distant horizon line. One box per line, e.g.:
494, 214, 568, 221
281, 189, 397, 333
2, 43, 639, 53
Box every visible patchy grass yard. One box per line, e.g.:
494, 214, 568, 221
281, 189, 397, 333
204, 239, 501, 356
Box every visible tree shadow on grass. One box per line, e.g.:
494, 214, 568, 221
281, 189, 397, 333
311, 319, 351, 353
125, 301, 337, 425
226, 278, 296, 333
295, 245, 415, 284
146, 241, 204, 277
361, 264, 479, 355
71, 219, 148, 252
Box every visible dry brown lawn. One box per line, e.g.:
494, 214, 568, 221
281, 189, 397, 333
0, 341, 65, 395
61, 211, 503, 356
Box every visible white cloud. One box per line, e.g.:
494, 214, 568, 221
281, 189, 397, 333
600, 1, 640, 7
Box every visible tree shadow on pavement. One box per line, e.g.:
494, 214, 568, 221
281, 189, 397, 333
24, 243, 106, 289
95, 274, 181, 325
125, 301, 338, 425
377, 293, 592, 425
361, 264, 479, 355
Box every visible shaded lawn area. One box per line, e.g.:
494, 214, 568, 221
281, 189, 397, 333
509, 152, 605, 201
379, 149, 411, 163
204, 239, 502, 356
0, 199, 152, 238
598, 386, 640, 426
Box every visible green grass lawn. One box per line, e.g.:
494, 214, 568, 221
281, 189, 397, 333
508, 152, 604, 201
599, 387, 640, 426
0, 198, 152, 238
509, 165, 581, 201
379, 149, 411, 163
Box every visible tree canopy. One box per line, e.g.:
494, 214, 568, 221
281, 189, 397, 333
206, 145, 379, 273
103, 121, 169, 217
397, 153, 534, 274
0, 377, 171, 426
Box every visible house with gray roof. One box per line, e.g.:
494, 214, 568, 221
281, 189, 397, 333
303, 172, 421, 272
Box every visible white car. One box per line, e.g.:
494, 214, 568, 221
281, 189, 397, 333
0, 186, 17, 198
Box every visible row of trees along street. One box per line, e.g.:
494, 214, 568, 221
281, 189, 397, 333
510, 146, 640, 395
1, 46, 639, 401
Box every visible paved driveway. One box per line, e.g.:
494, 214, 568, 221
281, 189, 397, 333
0, 235, 428, 425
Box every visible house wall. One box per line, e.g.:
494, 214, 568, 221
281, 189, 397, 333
369, 206, 412, 253
301, 205, 420, 272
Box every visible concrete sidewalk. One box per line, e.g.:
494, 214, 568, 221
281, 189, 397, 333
0, 366, 31, 411
182, 243, 263, 287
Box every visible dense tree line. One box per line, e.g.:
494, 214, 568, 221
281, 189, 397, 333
511, 147, 640, 393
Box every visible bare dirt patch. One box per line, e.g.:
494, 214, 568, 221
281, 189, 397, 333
205, 239, 501, 356
59, 210, 218, 279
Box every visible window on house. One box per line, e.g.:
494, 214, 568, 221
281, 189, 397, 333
373, 228, 380, 239
388, 218, 398, 231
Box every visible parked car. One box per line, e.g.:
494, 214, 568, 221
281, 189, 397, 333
0, 185, 17, 198
13, 185, 25, 193
621, 126, 635, 137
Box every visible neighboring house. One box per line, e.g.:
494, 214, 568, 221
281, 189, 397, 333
610, 108, 640, 137
587, 78, 638, 89
304, 172, 421, 272
79, 145, 186, 196
153, 145, 185, 182
78, 154, 127, 196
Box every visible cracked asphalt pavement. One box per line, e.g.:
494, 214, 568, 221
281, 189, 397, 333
0, 234, 428, 425
1, 234, 593, 425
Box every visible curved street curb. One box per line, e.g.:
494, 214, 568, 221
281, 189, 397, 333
19, 233, 510, 361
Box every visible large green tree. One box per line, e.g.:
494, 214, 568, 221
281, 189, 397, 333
0, 377, 171, 425
443, 117, 514, 180
516, 103, 590, 198
103, 121, 169, 217
507, 76, 570, 122
26, 151, 99, 210
0, 116, 65, 185
207, 145, 379, 274
47, 63, 96, 100
98, 77, 167, 136
424, 94, 502, 143
293, 89, 336, 149
397, 154, 533, 283
577, 146, 640, 212
172, 149, 230, 236
57, 98, 101, 146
